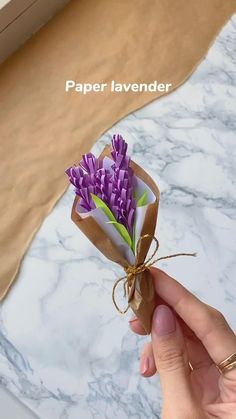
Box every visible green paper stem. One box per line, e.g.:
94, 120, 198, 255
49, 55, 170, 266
91, 194, 133, 249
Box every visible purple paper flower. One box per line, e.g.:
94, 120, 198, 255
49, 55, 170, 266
65, 166, 89, 190
111, 134, 130, 170
80, 153, 103, 185
66, 135, 136, 237
66, 153, 102, 210
111, 135, 136, 235
95, 168, 113, 205
80, 152, 103, 174
78, 186, 96, 211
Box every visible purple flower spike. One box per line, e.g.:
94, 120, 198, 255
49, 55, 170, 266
66, 164, 95, 211
95, 168, 113, 204
111, 134, 130, 170
110, 136, 136, 236
66, 134, 137, 242
65, 166, 83, 186
79, 186, 96, 211
80, 153, 102, 174
66, 166, 90, 190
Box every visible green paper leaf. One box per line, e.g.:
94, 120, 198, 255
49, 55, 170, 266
131, 218, 136, 254
91, 194, 132, 249
137, 190, 147, 207
91, 193, 116, 222
108, 221, 132, 248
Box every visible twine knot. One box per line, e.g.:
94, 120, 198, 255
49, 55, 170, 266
112, 234, 196, 314
125, 263, 146, 278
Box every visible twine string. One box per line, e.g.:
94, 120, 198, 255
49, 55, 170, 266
112, 234, 196, 314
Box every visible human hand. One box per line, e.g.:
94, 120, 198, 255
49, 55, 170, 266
129, 268, 236, 419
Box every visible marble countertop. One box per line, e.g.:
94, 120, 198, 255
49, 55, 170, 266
0, 16, 236, 419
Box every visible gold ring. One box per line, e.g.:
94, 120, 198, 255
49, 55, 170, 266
217, 352, 236, 374
189, 361, 194, 371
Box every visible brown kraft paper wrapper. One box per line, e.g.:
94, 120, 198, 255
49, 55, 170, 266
71, 145, 159, 334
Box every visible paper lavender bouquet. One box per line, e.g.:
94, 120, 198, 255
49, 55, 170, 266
66, 135, 159, 333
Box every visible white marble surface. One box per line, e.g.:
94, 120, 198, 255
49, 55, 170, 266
0, 385, 37, 419
0, 16, 236, 419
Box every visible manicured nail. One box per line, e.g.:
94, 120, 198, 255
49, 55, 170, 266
153, 305, 176, 336
140, 356, 149, 375
129, 316, 138, 324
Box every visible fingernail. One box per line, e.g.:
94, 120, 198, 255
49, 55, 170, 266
129, 316, 138, 324
140, 356, 149, 375
153, 305, 176, 336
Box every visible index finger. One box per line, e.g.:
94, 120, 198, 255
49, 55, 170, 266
150, 268, 236, 365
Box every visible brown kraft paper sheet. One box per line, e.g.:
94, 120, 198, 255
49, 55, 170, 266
0, 0, 235, 299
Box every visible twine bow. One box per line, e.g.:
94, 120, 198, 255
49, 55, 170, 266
112, 234, 196, 314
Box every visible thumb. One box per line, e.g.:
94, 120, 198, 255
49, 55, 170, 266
151, 305, 196, 415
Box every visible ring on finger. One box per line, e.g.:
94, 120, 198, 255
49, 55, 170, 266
217, 351, 236, 374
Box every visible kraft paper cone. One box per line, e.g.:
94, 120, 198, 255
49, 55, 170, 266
0, 0, 235, 299
71, 145, 159, 333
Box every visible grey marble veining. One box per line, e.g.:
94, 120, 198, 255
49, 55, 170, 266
0, 16, 236, 419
